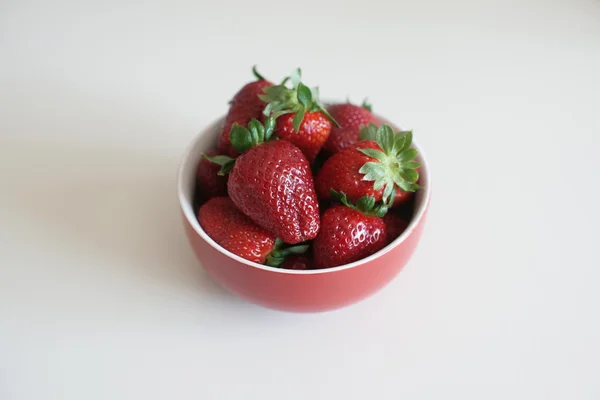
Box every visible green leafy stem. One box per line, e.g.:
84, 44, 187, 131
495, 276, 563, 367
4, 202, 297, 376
203, 117, 275, 175
358, 123, 422, 206
258, 68, 340, 132
330, 189, 389, 218
265, 238, 310, 267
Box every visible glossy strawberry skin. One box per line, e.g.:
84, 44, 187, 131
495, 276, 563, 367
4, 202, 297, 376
316, 140, 380, 202
198, 197, 275, 263
275, 111, 332, 162
227, 140, 320, 244
280, 254, 313, 270
219, 79, 273, 157
315, 141, 413, 207
383, 213, 409, 245
323, 103, 379, 154
313, 205, 387, 269
392, 189, 413, 206
195, 150, 228, 204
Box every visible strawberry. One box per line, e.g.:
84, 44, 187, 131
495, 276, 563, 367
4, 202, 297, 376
195, 150, 228, 204
198, 197, 308, 265
198, 197, 274, 263
383, 213, 409, 244
207, 118, 321, 244
280, 254, 313, 270
316, 141, 382, 203
313, 194, 388, 269
316, 124, 421, 208
259, 68, 338, 162
323, 100, 379, 154
218, 66, 273, 157
229, 140, 320, 244
273, 111, 332, 162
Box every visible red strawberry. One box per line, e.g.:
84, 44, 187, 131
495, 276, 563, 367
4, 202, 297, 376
195, 150, 228, 204
313, 195, 388, 268
259, 68, 338, 162
198, 197, 276, 263
316, 124, 421, 208
316, 140, 381, 202
383, 213, 409, 244
218, 67, 273, 157
280, 254, 313, 270
211, 118, 320, 244
198, 197, 308, 265
229, 140, 320, 244
274, 111, 332, 162
323, 101, 379, 154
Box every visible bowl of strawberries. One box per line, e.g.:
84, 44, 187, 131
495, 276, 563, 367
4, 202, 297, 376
178, 67, 431, 312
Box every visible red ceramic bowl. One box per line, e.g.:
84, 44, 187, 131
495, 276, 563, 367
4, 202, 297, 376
177, 116, 431, 312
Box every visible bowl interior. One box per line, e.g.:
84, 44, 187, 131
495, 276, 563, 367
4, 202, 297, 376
177, 116, 431, 274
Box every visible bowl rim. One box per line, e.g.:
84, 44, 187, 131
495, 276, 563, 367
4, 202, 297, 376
177, 115, 432, 275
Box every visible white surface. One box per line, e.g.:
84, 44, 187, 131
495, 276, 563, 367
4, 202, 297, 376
1, 0, 599, 398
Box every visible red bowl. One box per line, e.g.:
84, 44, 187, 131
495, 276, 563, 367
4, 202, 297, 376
177, 116, 431, 312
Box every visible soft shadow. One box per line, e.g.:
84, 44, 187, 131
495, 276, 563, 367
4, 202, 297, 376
0, 137, 241, 306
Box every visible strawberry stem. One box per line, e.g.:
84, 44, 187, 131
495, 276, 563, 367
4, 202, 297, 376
203, 153, 236, 176
229, 117, 276, 153
361, 98, 373, 112
265, 238, 310, 267
357, 124, 422, 205
252, 65, 267, 81
330, 189, 389, 218
258, 67, 340, 132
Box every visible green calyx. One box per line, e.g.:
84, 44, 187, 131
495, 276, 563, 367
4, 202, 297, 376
258, 68, 341, 132
230, 116, 276, 153
330, 189, 389, 218
357, 124, 422, 206
265, 238, 310, 267
359, 122, 379, 141
361, 98, 373, 112
202, 153, 236, 176
205, 117, 276, 175
252, 65, 267, 81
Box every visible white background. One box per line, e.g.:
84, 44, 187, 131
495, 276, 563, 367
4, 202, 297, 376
1, 0, 599, 398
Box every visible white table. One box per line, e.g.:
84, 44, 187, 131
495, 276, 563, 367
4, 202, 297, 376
1, 0, 599, 398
